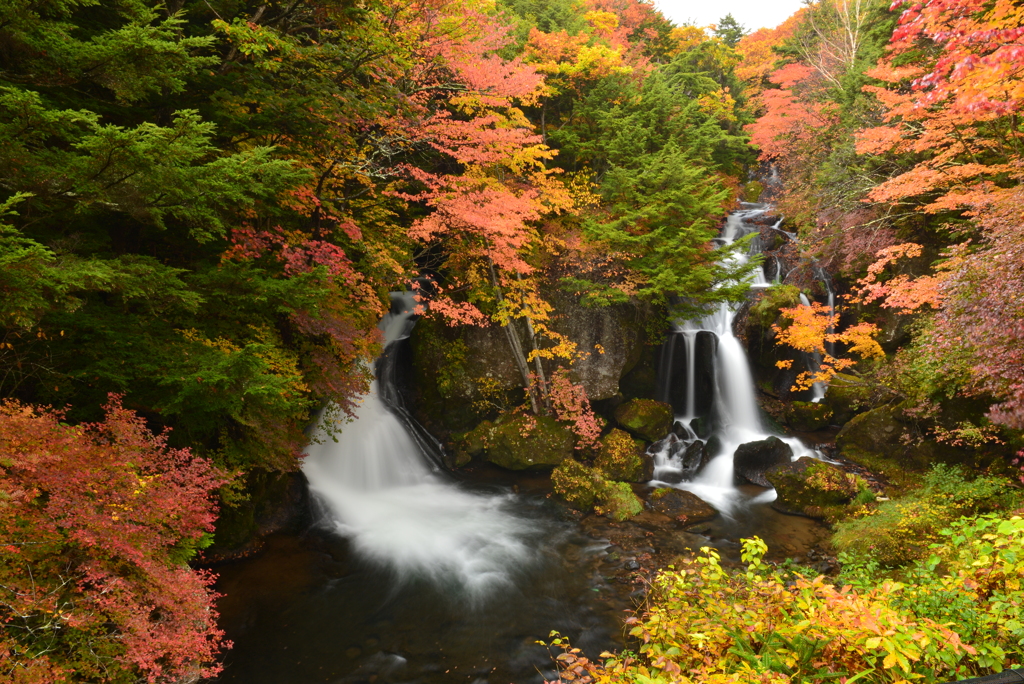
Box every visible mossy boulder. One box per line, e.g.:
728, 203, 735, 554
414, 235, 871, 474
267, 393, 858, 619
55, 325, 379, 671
648, 488, 716, 524
766, 457, 870, 521
733, 436, 793, 487
614, 398, 673, 442
836, 405, 965, 480
744, 180, 764, 203
823, 373, 875, 425
552, 459, 605, 510
595, 429, 645, 482
784, 401, 834, 432
480, 415, 575, 470
594, 481, 644, 521
552, 461, 643, 521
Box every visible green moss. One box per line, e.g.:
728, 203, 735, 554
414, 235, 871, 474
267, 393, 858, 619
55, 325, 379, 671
784, 401, 834, 431
594, 428, 644, 481
743, 180, 764, 203
483, 415, 575, 470
748, 284, 802, 331
823, 373, 875, 425
613, 398, 673, 441
768, 458, 871, 523
595, 481, 644, 521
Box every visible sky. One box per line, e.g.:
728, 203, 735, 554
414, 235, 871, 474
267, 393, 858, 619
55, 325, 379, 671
654, 0, 806, 31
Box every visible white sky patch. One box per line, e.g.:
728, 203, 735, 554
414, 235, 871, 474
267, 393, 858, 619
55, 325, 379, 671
654, 0, 806, 31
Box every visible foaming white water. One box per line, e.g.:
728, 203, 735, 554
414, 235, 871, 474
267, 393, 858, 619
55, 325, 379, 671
302, 293, 537, 597
653, 205, 821, 516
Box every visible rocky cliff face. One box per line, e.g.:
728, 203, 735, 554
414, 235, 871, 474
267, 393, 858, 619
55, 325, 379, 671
409, 291, 655, 438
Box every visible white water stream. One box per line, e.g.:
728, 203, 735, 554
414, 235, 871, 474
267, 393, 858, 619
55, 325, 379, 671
302, 293, 537, 597
652, 205, 822, 515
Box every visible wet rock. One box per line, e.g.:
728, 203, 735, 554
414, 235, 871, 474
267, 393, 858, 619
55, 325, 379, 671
689, 415, 713, 439
784, 401, 834, 432
648, 488, 717, 524
766, 457, 867, 520
681, 440, 708, 474
482, 415, 575, 470
595, 429, 645, 482
705, 433, 725, 459
640, 450, 656, 482
733, 436, 793, 487
613, 398, 673, 442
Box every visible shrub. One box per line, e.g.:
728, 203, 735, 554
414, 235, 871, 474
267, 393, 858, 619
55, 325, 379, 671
833, 464, 1022, 566
0, 398, 226, 683
594, 481, 643, 521
547, 517, 1024, 683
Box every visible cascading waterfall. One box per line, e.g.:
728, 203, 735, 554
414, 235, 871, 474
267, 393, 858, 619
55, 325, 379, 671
302, 292, 538, 597
651, 204, 821, 515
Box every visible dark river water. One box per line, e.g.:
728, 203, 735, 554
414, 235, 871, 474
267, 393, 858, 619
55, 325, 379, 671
213, 468, 828, 684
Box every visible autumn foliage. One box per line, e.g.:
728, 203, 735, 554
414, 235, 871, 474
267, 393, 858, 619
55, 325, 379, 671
0, 398, 225, 683
773, 302, 884, 390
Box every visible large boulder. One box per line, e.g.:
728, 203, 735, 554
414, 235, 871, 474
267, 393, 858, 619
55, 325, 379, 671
545, 289, 645, 401
410, 296, 653, 437
836, 405, 964, 477
594, 429, 645, 482
784, 401, 834, 432
681, 440, 708, 474
614, 398, 673, 442
733, 436, 794, 487
480, 415, 575, 470
766, 457, 867, 520
648, 488, 717, 524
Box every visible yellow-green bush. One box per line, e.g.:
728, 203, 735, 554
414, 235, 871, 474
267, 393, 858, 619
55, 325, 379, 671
552, 460, 643, 520
548, 516, 1024, 683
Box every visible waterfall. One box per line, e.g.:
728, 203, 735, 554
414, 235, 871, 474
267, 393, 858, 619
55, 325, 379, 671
302, 292, 537, 597
651, 205, 821, 515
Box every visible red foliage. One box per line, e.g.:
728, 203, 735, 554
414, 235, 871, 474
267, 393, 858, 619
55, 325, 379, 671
548, 368, 602, 449
0, 397, 227, 683
747, 63, 838, 161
